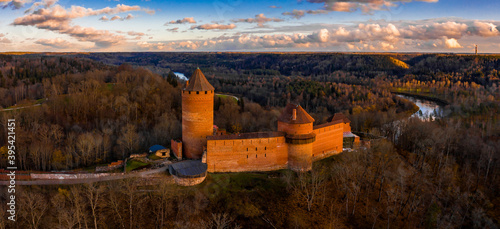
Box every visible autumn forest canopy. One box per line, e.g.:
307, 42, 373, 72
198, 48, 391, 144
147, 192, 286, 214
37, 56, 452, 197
0, 52, 499, 228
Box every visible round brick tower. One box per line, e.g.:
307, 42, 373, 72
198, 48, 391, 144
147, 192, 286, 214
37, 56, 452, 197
182, 68, 214, 159
278, 104, 316, 172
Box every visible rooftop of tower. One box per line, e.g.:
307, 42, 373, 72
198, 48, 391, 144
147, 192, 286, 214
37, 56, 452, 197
184, 68, 215, 91
278, 103, 315, 124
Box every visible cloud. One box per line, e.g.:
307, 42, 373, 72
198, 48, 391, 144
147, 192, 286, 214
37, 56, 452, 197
269, 5, 281, 9
301, 0, 439, 14
12, 3, 152, 48
444, 37, 462, 48
101, 13, 134, 22
165, 17, 196, 25
35, 37, 72, 48
1, 0, 31, 10
282, 8, 337, 19
111, 15, 121, 21
231, 14, 283, 27
0, 33, 12, 43
99, 16, 109, 21
136, 18, 500, 52
166, 27, 179, 32
190, 23, 236, 30
127, 31, 145, 36
470, 21, 500, 37
24, 0, 56, 13
282, 10, 305, 19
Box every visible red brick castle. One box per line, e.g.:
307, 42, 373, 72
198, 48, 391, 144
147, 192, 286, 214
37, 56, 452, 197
172, 69, 357, 173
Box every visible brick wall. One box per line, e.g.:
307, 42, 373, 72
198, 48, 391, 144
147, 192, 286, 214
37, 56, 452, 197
312, 122, 344, 159
173, 175, 206, 186
171, 139, 182, 159
206, 136, 288, 172
277, 122, 313, 135
288, 143, 313, 171
182, 90, 214, 159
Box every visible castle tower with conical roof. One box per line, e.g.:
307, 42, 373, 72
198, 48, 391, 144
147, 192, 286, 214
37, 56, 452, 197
182, 68, 215, 159
278, 104, 316, 172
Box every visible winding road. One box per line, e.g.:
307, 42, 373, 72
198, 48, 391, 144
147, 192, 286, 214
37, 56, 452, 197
0, 166, 168, 186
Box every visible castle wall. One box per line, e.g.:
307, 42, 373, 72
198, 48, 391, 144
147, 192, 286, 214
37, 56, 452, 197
343, 122, 352, 133
277, 122, 313, 135
173, 174, 206, 186
182, 90, 214, 159
206, 135, 288, 172
288, 143, 313, 171
171, 139, 182, 159
312, 122, 344, 160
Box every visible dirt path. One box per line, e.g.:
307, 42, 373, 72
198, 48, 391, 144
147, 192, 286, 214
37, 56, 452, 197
0, 167, 168, 186
1, 98, 47, 112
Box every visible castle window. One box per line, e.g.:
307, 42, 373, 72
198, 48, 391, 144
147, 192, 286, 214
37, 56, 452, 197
265, 147, 267, 150
196, 91, 199, 94
256, 147, 257, 151
265, 154, 266, 157
247, 148, 248, 151
189, 91, 191, 94
205, 91, 207, 94
256, 154, 257, 158
247, 155, 248, 158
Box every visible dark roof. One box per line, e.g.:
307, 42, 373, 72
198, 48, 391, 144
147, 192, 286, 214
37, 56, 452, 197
313, 119, 343, 130
313, 113, 350, 130
149, 145, 166, 153
207, 132, 285, 141
184, 68, 215, 91
278, 104, 315, 124
169, 160, 207, 177
327, 113, 350, 123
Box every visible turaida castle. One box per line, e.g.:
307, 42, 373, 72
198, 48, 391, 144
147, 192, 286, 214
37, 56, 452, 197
169, 69, 358, 185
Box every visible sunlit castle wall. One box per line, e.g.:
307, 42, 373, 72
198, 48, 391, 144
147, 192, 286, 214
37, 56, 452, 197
278, 121, 315, 172
312, 122, 344, 160
206, 132, 288, 172
181, 69, 215, 159
278, 105, 316, 172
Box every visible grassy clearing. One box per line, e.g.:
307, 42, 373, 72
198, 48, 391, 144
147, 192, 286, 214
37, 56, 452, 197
216, 94, 238, 103
126, 160, 149, 172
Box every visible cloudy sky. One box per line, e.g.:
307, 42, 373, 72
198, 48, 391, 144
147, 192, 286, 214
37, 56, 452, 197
0, 0, 499, 52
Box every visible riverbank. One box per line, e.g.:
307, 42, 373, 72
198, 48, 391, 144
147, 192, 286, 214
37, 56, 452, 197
391, 90, 449, 106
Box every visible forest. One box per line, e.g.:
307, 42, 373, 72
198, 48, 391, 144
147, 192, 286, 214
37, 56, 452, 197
0, 52, 498, 228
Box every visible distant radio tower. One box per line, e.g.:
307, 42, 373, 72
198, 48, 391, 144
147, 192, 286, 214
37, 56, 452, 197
475, 45, 478, 55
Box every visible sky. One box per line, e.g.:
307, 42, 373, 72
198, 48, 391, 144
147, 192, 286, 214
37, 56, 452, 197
0, 0, 499, 52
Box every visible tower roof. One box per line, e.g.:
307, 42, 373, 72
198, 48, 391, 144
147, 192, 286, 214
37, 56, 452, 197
327, 113, 350, 123
278, 104, 315, 124
184, 68, 214, 91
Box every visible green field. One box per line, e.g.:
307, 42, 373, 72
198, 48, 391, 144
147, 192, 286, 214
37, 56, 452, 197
147, 154, 161, 160
125, 160, 149, 172
215, 94, 238, 103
